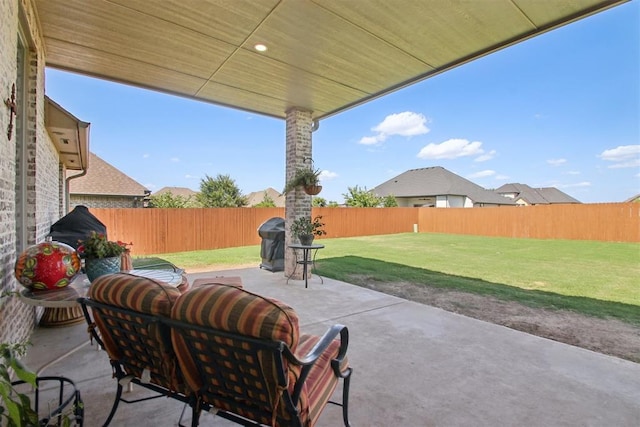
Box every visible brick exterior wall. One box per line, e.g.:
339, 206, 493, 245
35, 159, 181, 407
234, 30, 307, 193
284, 108, 314, 278
0, 0, 66, 344
70, 195, 145, 209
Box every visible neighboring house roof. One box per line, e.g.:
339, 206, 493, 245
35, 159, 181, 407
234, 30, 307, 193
373, 166, 514, 205
153, 187, 198, 198
246, 187, 285, 207
624, 193, 640, 203
495, 183, 580, 204
68, 152, 149, 197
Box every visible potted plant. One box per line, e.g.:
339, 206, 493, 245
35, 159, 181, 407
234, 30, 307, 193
283, 168, 322, 195
77, 232, 131, 282
0, 339, 84, 426
0, 342, 38, 426
290, 215, 326, 246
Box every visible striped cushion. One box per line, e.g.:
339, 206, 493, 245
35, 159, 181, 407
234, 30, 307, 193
296, 334, 343, 426
88, 273, 184, 391
171, 283, 298, 346
171, 284, 304, 424
89, 272, 182, 316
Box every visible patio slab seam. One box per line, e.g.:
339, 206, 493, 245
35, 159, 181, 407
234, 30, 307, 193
300, 300, 408, 328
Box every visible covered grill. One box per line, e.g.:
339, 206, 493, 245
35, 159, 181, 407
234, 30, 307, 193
48, 205, 107, 249
258, 217, 285, 272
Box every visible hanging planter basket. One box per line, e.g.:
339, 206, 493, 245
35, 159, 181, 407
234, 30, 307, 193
283, 166, 322, 195
304, 185, 322, 196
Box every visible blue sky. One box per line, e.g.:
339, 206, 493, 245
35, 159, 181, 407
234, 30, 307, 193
46, 2, 639, 204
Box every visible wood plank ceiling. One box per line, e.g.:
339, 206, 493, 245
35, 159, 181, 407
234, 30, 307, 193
36, 0, 626, 121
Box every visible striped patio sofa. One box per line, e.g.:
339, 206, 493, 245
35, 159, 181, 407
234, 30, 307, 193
79, 273, 352, 427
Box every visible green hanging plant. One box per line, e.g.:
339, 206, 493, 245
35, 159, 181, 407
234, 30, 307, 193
282, 168, 322, 195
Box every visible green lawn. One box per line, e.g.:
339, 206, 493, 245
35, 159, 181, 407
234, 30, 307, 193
152, 233, 640, 325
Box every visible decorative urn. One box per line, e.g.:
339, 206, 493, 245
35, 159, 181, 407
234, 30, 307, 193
14, 241, 81, 291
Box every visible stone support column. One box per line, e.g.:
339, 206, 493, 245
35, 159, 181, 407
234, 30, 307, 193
284, 108, 313, 278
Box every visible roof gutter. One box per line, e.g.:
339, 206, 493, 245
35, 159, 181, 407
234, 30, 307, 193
64, 121, 90, 212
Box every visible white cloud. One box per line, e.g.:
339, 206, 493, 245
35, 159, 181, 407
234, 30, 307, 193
319, 170, 337, 181
373, 112, 430, 136
170, 157, 180, 163
143, 153, 150, 159
185, 174, 197, 180
359, 111, 429, 145
547, 158, 566, 166
475, 150, 496, 162
608, 159, 640, 169
565, 171, 581, 175
417, 138, 484, 159
359, 135, 385, 145
495, 174, 510, 180
468, 170, 495, 179
599, 145, 640, 168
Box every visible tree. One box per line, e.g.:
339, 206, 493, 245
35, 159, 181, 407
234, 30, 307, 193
343, 185, 383, 207
312, 197, 327, 207
197, 174, 248, 207
253, 191, 276, 207
148, 191, 199, 208
382, 195, 399, 207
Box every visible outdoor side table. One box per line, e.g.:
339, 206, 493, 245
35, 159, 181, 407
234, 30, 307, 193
19, 274, 91, 327
287, 243, 324, 288
122, 268, 186, 289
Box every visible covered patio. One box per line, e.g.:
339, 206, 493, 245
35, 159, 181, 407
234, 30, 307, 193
25, 268, 640, 426
34, 0, 630, 277
3, 1, 637, 425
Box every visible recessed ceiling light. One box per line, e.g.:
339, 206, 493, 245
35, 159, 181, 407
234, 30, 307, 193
254, 44, 267, 52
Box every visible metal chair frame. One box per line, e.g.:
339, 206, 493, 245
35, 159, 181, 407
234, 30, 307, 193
165, 317, 351, 427
79, 298, 351, 427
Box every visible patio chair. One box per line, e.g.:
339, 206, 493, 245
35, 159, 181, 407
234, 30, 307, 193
168, 283, 352, 427
78, 273, 191, 426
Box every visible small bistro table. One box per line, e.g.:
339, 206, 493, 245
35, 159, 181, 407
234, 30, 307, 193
19, 274, 91, 327
287, 243, 325, 288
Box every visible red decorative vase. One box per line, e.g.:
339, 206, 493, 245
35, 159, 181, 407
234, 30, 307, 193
14, 241, 81, 291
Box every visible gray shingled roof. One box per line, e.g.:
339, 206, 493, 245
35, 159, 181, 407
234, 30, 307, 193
246, 188, 285, 207
373, 167, 514, 205
68, 152, 149, 197
495, 183, 580, 204
153, 187, 198, 198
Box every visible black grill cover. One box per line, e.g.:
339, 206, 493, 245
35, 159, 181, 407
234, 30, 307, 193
258, 217, 285, 272
48, 205, 107, 249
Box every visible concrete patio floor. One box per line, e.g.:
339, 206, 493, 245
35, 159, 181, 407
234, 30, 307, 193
23, 267, 640, 426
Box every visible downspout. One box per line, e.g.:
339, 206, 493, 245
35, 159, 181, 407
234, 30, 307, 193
64, 122, 90, 213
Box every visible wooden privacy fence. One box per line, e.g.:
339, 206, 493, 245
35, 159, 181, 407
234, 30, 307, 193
90, 207, 284, 255
418, 203, 639, 242
90, 203, 639, 256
